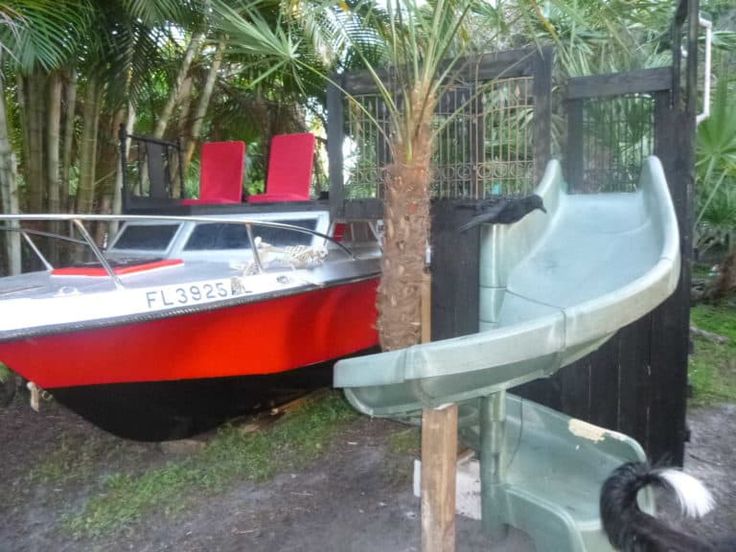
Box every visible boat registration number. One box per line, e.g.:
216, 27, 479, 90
143, 277, 248, 310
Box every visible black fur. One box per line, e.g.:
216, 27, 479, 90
600, 462, 735, 552
457, 194, 546, 232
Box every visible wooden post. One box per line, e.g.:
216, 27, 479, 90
421, 271, 432, 344
420, 271, 458, 552
326, 75, 345, 220
421, 403, 458, 552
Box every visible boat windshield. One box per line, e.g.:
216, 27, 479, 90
112, 224, 180, 250
183, 219, 318, 250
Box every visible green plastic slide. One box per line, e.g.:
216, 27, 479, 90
335, 158, 678, 551
334, 157, 680, 416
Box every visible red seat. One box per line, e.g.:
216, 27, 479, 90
248, 133, 315, 203
181, 141, 245, 205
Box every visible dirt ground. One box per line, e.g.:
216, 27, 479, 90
0, 394, 734, 552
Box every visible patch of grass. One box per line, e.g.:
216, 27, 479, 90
689, 303, 736, 406
65, 391, 357, 538
388, 426, 420, 457
29, 434, 126, 485
382, 424, 421, 488
0, 362, 15, 406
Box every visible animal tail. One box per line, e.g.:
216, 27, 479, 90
600, 461, 716, 551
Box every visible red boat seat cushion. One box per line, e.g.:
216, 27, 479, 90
249, 133, 315, 203
51, 258, 183, 277
181, 141, 245, 205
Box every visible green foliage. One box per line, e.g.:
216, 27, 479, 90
215, 0, 484, 149
520, 0, 674, 77
0, 362, 15, 405
696, 76, 736, 255
381, 424, 420, 487
212, 0, 304, 90
0, 362, 10, 383
121, 0, 201, 27
689, 304, 736, 406
697, 78, 736, 185
64, 392, 356, 538
29, 433, 128, 485
0, 0, 94, 72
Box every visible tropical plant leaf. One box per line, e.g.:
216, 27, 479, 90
0, 0, 94, 72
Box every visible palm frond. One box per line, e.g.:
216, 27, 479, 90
121, 0, 201, 27
0, 0, 94, 72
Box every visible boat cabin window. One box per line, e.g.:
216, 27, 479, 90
184, 223, 249, 250
184, 219, 318, 251
251, 219, 318, 246
112, 224, 180, 250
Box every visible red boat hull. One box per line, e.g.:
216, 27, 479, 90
0, 278, 378, 440
0, 278, 378, 390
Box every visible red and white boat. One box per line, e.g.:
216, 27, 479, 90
0, 130, 382, 440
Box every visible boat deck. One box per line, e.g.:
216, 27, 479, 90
0, 246, 380, 339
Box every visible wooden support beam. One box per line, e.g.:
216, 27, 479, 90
566, 67, 673, 99
420, 271, 458, 552
421, 403, 458, 552
421, 271, 432, 344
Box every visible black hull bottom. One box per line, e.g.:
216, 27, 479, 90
50, 363, 338, 442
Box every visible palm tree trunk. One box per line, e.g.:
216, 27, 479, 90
75, 78, 101, 213
26, 70, 46, 212
154, 32, 203, 139
115, 104, 136, 213
176, 74, 194, 139
61, 69, 77, 213
47, 71, 62, 213
110, 103, 135, 236
378, 91, 436, 350
183, 39, 226, 171
378, 162, 433, 349
169, 76, 193, 189
45, 71, 63, 262
0, 64, 21, 274
15, 75, 29, 211
706, 248, 736, 301
96, 109, 125, 210
94, 108, 126, 243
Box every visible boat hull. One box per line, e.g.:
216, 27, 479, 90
0, 277, 379, 440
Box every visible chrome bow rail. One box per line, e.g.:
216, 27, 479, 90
0, 214, 358, 290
